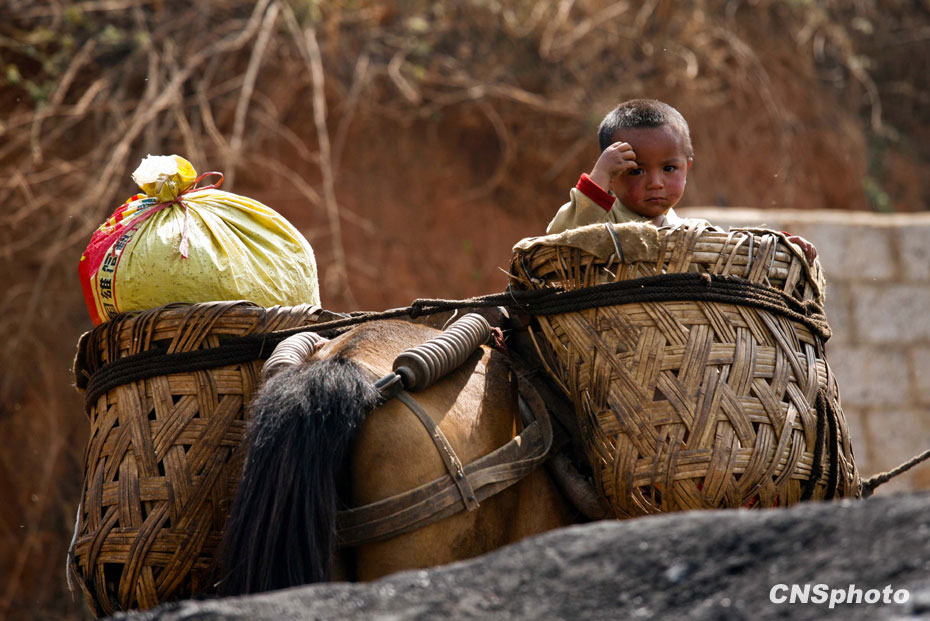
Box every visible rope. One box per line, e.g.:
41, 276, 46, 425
82, 337, 275, 411
804, 389, 930, 499
824, 390, 840, 500
411, 273, 830, 339
800, 390, 828, 502
510, 273, 831, 340
79, 272, 832, 412
861, 446, 930, 498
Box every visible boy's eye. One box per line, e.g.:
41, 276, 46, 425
664, 165, 678, 172
627, 168, 644, 176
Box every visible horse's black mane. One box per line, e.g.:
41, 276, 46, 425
214, 356, 379, 595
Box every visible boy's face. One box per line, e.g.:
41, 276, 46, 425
608, 125, 692, 220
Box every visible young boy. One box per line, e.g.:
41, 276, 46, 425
547, 99, 817, 262
547, 99, 702, 234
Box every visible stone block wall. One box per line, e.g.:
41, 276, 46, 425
678, 207, 930, 494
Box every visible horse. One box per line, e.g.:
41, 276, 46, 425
214, 316, 586, 595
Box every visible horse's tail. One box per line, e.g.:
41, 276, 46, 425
215, 356, 379, 596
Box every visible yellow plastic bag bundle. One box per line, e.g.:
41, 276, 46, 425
79, 154, 320, 324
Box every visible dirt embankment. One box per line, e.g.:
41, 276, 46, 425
1, 1, 929, 617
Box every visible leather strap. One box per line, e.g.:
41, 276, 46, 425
336, 372, 553, 547
395, 391, 480, 512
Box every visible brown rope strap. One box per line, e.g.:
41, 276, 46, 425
77, 315, 404, 411
506, 272, 832, 340
392, 272, 831, 340
800, 389, 840, 501
335, 373, 553, 548
861, 448, 930, 497
78, 273, 830, 412
79, 338, 273, 411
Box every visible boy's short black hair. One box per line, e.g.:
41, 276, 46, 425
597, 99, 693, 158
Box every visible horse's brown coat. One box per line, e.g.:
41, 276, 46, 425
319, 320, 578, 580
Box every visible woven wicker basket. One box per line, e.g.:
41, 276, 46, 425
509, 222, 860, 519
69, 301, 325, 615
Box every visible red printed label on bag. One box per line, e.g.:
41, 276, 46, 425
78, 194, 153, 324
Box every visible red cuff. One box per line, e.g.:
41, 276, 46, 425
576, 173, 614, 212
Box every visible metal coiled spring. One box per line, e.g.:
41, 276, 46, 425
392, 313, 491, 391
261, 331, 327, 379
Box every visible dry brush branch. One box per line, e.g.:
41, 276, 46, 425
282, 2, 356, 307
226, 0, 279, 188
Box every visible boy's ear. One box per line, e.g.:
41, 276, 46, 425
687, 157, 693, 171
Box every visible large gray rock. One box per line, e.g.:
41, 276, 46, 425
116, 492, 930, 620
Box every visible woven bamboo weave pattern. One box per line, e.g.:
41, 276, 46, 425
69, 301, 324, 616
510, 223, 859, 519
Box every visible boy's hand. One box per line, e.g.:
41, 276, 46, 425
589, 141, 637, 190
786, 234, 818, 264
